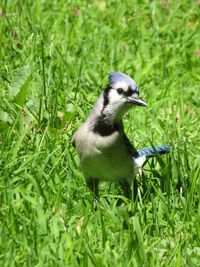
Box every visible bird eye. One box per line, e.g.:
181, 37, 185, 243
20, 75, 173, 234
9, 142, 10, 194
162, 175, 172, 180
117, 88, 123, 94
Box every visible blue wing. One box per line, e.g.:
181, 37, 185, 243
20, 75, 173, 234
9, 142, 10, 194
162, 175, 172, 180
132, 145, 170, 168
138, 145, 170, 158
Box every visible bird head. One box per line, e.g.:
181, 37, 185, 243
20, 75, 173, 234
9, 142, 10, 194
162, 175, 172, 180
102, 72, 147, 121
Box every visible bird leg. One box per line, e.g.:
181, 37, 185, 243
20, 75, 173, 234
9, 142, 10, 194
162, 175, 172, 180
120, 180, 131, 199
120, 179, 138, 201
86, 178, 99, 209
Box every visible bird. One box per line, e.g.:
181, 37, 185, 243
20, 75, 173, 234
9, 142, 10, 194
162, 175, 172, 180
72, 72, 170, 205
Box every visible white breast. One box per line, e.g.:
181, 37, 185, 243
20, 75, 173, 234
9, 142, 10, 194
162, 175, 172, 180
73, 125, 134, 181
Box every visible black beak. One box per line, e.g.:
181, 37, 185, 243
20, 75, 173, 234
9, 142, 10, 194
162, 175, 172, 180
128, 96, 147, 107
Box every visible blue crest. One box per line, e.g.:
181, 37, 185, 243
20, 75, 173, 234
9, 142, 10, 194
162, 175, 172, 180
108, 72, 136, 89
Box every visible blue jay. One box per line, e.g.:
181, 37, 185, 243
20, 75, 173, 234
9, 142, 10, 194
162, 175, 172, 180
72, 72, 170, 202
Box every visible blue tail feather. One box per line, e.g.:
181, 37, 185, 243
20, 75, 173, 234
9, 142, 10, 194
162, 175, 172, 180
138, 145, 170, 158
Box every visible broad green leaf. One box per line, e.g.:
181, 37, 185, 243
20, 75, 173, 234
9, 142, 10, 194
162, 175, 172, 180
8, 65, 31, 106
14, 75, 32, 107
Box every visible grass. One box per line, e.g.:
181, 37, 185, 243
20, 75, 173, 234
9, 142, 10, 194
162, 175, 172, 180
0, 0, 200, 266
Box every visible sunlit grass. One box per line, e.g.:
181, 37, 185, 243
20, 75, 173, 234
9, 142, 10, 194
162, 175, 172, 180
0, 1, 200, 266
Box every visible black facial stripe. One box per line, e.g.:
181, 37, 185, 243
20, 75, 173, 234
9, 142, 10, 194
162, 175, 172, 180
93, 116, 120, 136
123, 87, 138, 97
103, 86, 111, 107
132, 88, 139, 95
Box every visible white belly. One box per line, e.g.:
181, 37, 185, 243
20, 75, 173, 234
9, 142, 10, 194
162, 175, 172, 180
74, 128, 134, 181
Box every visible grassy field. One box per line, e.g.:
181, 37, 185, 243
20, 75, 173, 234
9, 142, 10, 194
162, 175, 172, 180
0, 0, 200, 266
